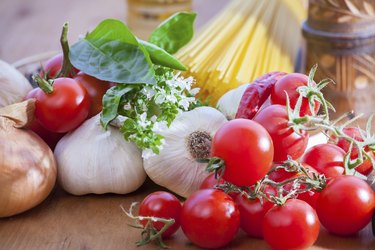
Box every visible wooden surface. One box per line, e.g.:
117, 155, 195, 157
0, 0, 375, 249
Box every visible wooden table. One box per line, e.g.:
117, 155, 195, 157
0, 1, 375, 249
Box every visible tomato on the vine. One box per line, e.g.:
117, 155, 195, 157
235, 186, 275, 238
41, 53, 79, 79
263, 199, 320, 250
181, 189, 240, 249
30, 77, 89, 133
270, 73, 320, 116
329, 127, 374, 176
74, 72, 112, 118
301, 143, 345, 178
138, 191, 182, 238
253, 104, 309, 162
316, 175, 375, 236
211, 119, 274, 186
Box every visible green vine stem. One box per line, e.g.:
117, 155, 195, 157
59, 22, 75, 78
121, 203, 175, 249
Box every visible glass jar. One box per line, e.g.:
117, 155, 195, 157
127, 0, 192, 39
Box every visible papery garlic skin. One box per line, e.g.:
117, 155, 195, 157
143, 106, 228, 198
0, 102, 56, 218
0, 60, 33, 108
216, 83, 249, 120
55, 114, 146, 195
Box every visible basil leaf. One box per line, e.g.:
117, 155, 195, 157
149, 12, 197, 54
100, 85, 134, 128
140, 40, 187, 71
70, 19, 155, 85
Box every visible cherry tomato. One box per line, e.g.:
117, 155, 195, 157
329, 127, 373, 176
41, 53, 79, 79
25, 89, 65, 149
32, 77, 89, 133
301, 143, 345, 178
211, 119, 274, 186
263, 199, 320, 250
253, 104, 309, 162
235, 187, 276, 238
316, 175, 375, 236
268, 163, 320, 208
138, 191, 182, 238
181, 189, 240, 248
270, 73, 320, 116
199, 173, 225, 189
74, 72, 112, 118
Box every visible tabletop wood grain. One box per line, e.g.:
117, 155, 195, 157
0, 0, 375, 249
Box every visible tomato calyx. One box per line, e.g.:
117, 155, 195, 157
200, 157, 226, 180
297, 64, 335, 118
122, 203, 175, 249
32, 74, 54, 94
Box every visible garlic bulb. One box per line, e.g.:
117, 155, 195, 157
0, 100, 56, 218
54, 114, 146, 195
216, 83, 249, 120
143, 106, 228, 198
0, 60, 33, 108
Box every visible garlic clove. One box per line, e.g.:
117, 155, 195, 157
0, 60, 33, 108
216, 83, 249, 120
54, 114, 146, 195
143, 106, 228, 198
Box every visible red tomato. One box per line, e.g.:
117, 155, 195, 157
32, 77, 89, 133
235, 187, 276, 238
138, 191, 182, 238
200, 173, 225, 189
211, 119, 274, 186
316, 175, 375, 236
270, 73, 320, 116
253, 104, 309, 162
41, 53, 79, 79
301, 144, 345, 178
180, 189, 240, 248
268, 163, 320, 208
25, 89, 65, 149
74, 72, 112, 118
263, 199, 320, 250
330, 127, 373, 176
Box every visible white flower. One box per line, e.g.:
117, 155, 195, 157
189, 88, 200, 96
154, 89, 167, 104
179, 96, 196, 110
152, 121, 168, 133
141, 87, 156, 100
123, 103, 132, 110
138, 112, 151, 128
142, 148, 156, 159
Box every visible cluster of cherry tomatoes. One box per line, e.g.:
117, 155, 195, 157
132, 72, 375, 249
25, 53, 112, 148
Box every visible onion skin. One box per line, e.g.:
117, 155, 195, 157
0, 100, 57, 218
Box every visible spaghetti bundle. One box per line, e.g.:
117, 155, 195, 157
177, 0, 307, 104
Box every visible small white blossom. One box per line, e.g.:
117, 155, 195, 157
152, 121, 168, 133
123, 103, 132, 110
189, 87, 200, 96
141, 87, 156, 100
142, 148, 156, 159
138, 112, 151, 128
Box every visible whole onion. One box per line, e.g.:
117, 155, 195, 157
0, 100, 57, 217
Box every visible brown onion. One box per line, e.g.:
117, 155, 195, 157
0, 99, 56, 217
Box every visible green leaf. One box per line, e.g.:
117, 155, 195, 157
140, 40, 187, 71
149, 12, 197, 54
70, 19, 155, 84
100, 85, 135, 128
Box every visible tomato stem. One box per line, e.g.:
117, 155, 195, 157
32, 74, 53, 94
121, 203, 174, 249
59, 22, 75, 78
